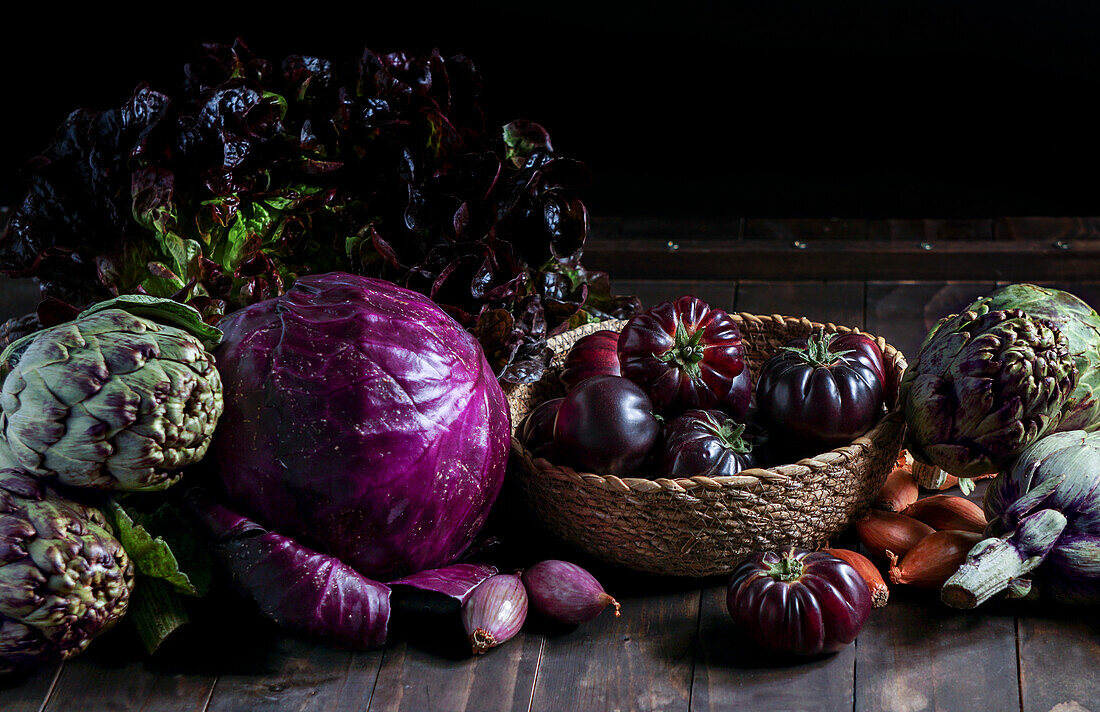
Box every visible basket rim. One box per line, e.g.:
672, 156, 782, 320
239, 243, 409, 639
510, 311, 908, 496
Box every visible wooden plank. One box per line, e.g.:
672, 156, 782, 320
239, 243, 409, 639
744, 218, 869, 242
736, 280, 864, 327
204, 635, 382, 712
611, 280, 736, 311
877, 218, 993, 242
692, 279, 863, 711
854, 586, 1020, 712
614, 215, 743, 243
859, 285, 1021, 712
584, 238, 1100, 282
994, 216, 1100, 242
526, 277, 757, 712
41, 630, 216, 712
366, 629, 543, 712
0, 663, 62, 712
527, 574, 700, 712
1018, 616, 1100, 712
692, 584, 856, 712
864, 282, 995, 362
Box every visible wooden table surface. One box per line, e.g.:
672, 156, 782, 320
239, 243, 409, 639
2, 227, 1099, 712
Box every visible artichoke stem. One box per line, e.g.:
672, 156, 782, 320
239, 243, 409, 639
941, 538, 1042, 608
941, 508, 1067, 609
130, 577, 191, 655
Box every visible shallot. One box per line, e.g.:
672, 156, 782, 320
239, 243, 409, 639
902, 495, 987, 534
461, 574, 528, 654
855, 509, 935, 561
824, 547, 889, 608
521, 560, 621, 625
874, 467, 919, 512
887, 530, 983, 588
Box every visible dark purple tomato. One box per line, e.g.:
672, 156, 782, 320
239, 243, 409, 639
834, 333, 886, 386
661, 409, 757, 477
786, 332, 886, 386
554, 375, 660, 475
522, 398, 563, 461
727, 549, 871, 656
561, 330, 621, 391
756, 330, 885, 452
618, 296, 750, 418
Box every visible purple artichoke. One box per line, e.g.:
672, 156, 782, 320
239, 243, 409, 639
967, 283, 1100, 432
0, 466, 134, 672
943, 430, 1100, 607
900, 307, 1078, 478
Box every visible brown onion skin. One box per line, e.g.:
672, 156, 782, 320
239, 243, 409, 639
855, 509, 935, 561
824, 547, 889, 608
727, 549, 871, 657
875, 467, 919, 512
902, 495, 987, 534
522, 560, 621, 625
887, 530, 983, 588
461, 574, 528, 654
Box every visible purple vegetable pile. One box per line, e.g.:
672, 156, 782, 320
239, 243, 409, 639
0, 36, 641, 674
0, 38, 639, 383
521, 296, 885, 479
192, 271, 511, 646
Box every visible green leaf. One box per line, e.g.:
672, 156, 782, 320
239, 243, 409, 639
263, 90, 289, 119
958, 477, 975, 495
106, 499, 205, 597
153, 229, 201, 279
79, 295, 222, 350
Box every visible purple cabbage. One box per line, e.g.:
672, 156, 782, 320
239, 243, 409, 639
192, 495, 392, 648
390, 564, 499, 605
213, 272, 510, 581
191, 494, 497, 648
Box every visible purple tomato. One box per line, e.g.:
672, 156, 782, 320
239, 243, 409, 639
727, 549, 871, 656
756, 330, 885, 452
618, 296, 750, 418
554, 375, 660, 475
660, 409, 757, 477
560, 330, 621, 391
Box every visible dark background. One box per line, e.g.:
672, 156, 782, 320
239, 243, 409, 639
3, 0, 1100, 218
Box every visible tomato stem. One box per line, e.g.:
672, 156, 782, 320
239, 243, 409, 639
701, 413, 752, 454
767, 550, 805, 582
779, 329, 855, 367
658, 319, 706, 379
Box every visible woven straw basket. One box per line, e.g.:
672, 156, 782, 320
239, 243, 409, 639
506, 314, 907, 577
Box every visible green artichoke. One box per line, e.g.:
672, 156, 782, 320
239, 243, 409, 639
0, 466, 135, 673
900, 307, 1078, 478
0, 301, 223, 491
965, 283, 1100, 432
